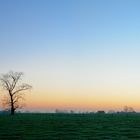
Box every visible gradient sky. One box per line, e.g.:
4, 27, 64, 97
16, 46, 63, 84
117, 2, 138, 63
1, 0, 140, 112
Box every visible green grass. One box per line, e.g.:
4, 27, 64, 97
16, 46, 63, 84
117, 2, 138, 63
0, 113, 140, 139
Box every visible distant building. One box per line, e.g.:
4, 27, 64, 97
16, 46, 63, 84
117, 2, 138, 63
97, 110, 105, 114
55, 109, 68, 114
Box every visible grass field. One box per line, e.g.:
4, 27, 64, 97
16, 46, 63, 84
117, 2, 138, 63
0, 113, 140, 140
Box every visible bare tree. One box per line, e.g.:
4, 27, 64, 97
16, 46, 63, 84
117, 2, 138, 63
0, 71, 32, 115
123, 106, 135, 113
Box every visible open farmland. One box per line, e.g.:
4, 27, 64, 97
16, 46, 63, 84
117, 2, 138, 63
0, 113, 140, 139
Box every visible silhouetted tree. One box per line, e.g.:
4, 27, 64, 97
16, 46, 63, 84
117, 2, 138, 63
123, 106, 135, 113
0, 71, 32, 115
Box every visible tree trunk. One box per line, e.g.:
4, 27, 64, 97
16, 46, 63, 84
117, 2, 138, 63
10, 94, 15, 115
11, 107, 14, 115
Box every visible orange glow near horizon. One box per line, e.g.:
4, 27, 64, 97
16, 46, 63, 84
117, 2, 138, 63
1, 82, 140, 112
23, 86, 140, 112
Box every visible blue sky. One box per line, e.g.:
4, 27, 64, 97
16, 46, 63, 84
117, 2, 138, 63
1, 0, 140, 111
1, 0, 140, 58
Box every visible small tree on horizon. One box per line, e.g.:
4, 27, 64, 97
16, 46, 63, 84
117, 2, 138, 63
0, 71, 32, 115
123, 106, 135, 113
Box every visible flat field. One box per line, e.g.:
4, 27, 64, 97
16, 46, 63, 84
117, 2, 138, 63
0, 113, 140, 140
